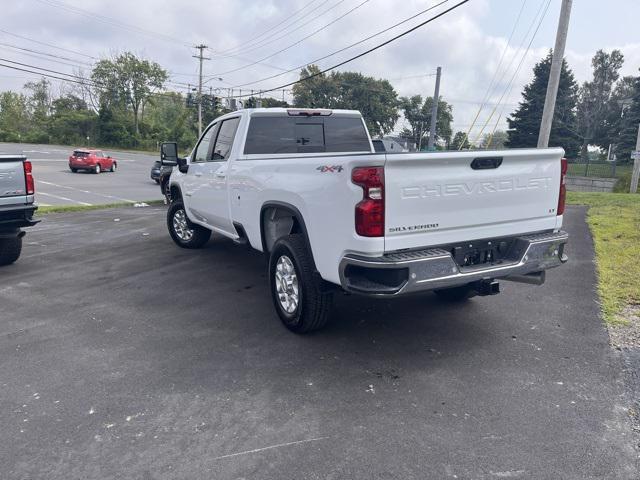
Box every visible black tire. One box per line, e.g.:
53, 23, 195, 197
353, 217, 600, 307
162, 180, 172, 203
94, 164, 101, 174
167, 199, 211, 249
0, 235, 22, 266
269, 234, 333, 333
434, 284, 477, 302
70, 167, 77, 173
154, 178, 160, 184
110, 162, 117, 172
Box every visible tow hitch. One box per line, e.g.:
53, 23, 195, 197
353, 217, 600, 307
473, 279, 500, 296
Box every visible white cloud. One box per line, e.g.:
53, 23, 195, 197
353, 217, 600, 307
1, 0, 639, 141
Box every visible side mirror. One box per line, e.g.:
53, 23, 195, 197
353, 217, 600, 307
177, 157, 188, 174
160, 142, 178, 166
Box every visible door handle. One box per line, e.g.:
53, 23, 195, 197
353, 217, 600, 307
215, 171, 226, 178
194, 171, 203, 177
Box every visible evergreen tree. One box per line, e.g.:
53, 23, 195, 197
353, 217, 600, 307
450, 131, 470, 150
506, 52, 581, 157
616, 74, 640, 160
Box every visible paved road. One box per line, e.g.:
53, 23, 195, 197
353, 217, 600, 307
0, 142, 163, 206
1, 206, 637, 479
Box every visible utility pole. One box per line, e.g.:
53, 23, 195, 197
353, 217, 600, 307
537, 0, 572, 148
630, 123, 640, 194
428, 66, 441, 150
193, 44, 210, 136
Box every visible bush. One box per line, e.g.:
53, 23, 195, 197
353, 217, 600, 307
23, 131, 50, 144
613, 171, 640, 193
0, 130, 22, 143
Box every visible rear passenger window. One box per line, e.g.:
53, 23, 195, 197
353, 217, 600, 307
212, 117, 240, 161
244, 116, 370, 155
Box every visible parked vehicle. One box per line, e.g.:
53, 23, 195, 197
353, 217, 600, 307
69, 149, 117, 174
160, 108, 569, 333
150, 160, 171, 183
0, 155, 39, 265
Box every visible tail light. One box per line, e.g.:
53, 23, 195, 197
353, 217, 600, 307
24, 160, 35, 195
557, 157, 567, 216
352, 166, 384, 237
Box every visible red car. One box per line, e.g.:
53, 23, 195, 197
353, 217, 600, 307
68, 149, 117, 174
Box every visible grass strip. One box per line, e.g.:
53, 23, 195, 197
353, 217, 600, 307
567, 191, 640, 324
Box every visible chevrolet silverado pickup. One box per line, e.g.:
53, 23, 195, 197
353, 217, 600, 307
0, 155, 38, 265
160, 108, 568, 333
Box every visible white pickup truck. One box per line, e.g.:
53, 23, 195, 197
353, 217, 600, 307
160, 108, 568, 333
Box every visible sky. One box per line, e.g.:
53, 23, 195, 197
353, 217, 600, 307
1, 0, 639, 141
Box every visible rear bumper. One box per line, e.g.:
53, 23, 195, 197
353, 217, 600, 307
339, 231, 568, 295
0, 204, 39, 231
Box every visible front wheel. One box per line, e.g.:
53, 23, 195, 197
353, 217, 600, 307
269, 234, 333, 333
0, 234, 22, 266
110, 162, 117, 172
94, 164, 101, 174
70, 167, 77, 173
167, 199, 211, 248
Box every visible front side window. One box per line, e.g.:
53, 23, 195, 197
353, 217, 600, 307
193, 124, 218, 162
211, 117, 240, 161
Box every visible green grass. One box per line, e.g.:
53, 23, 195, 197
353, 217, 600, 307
567, 191, 640, 324
36, 200, 163, 215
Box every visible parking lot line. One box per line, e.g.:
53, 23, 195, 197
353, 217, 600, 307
37, 191, 92, 206
37, 180, 136, 203
213, 437, 330, 461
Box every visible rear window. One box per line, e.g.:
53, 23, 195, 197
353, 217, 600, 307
244, 116, 370, 155
73, 151, 90, 157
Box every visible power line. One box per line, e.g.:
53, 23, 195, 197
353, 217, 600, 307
0, 29, 97, 60
217, 0, 337, 56
226, 0, 470, 98
225, 0, 451, 90
215, 0, 320, 55
472, 0, 552, 145
223, 0, 350, 57
33, 0, 190, 48
210, 0, 371, 78
0, 41, 94, 67
460, 0, 528, 147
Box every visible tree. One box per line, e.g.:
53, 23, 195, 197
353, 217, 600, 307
506, 52, 581, 158
292, 65, 399, 136
24, 78, 52, 141
244, 96, 289, 108
576, 50, 624, 156
615, 74, 640, 161
0, 91, 29, 142
49, 94, 96, 145
399, 95, 453, 148
451, 131, 470, 150
480, 130, 508, 149
91, 52, 167, 135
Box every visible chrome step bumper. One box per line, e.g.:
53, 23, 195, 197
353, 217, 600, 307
339, 231, 568, 295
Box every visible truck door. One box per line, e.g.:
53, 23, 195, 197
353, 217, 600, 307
183, 117, 240, 234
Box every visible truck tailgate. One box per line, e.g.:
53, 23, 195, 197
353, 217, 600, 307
384, 148, 563, 252
0, 155, 27, 203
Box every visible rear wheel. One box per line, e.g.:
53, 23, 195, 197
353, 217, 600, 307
94, 164, 101, 174
70, 167, 77, 173
269, 234, 333, 333
110, 162, 117, 172
0, 234, 22, 266
434, 284, 477, 302
167, 199, 211, 248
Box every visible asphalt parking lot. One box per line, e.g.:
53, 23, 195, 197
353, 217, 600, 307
1, 205, 637, 479
0, 142, 163, 206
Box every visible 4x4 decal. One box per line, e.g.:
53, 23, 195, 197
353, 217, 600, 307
316, 165, 343, 173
